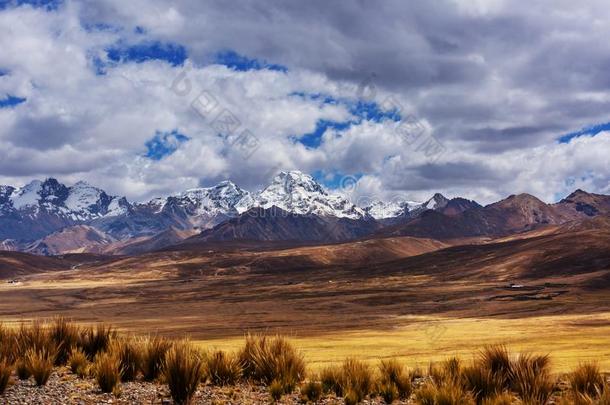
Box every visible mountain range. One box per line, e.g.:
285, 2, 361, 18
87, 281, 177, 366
0, 170, 608, 256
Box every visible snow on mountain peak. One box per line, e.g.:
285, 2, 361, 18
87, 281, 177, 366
10, 180, 43, 209
65, 182, 105, 213
254, 170, 365, 219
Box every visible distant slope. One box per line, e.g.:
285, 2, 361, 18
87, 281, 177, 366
191, 206, 380, 243
109, 227, 197, 255
0, 251, 75, 279
384, 193, 579, 239
25, 225, 116, 255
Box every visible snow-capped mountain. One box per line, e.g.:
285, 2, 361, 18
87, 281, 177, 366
3, 179, 126, 221
0, 172, 489, 254
0, 179, 129, 241
363, 199, 424, 220
138, 181, 254, 230
252, 171, 366, 219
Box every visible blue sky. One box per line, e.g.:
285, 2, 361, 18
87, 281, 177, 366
0, 0, 609, 204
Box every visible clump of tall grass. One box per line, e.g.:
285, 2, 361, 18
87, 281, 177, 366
269, 379, 284, 402
49, 317, 80, 366
0, 323, 17, 363
80, 324, 115, 360
93, 351, 122, 394
15, 359, 30, 380
16, 320, 52, 357
480, 392, 517, 405
24, 347, 56, 386
415, 381, 475, 405
569, 362, 605, 399
462, 364, 504, 404
319, 358, 374, 401
320, 365, 344, 396
378, 358, 413, 400
68, 347, 89, 378
111, 337, 143, 382
163, 341, 205, 405
479, 345, 513, 388
339, 358, 373, 403
141, 335, 172, 382
206, 350, 242, 386
300, 379, 323, 403
239, 335, 305, 394
0, 360, 12, 395
509, 353, 554, 404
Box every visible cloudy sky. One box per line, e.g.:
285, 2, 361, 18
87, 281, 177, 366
1, 0, 609, 205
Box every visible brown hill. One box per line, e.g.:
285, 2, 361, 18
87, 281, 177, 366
0, 251, 78, 279
384, 193, 580, 240
192, 206, 380, 243
25, 225, 116, 255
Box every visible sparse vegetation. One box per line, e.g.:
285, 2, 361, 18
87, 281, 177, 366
92, 351, 122, 394
24, 347, 56, 386
49, 317, 80, 366
68, 347, 89, 378
320, 365, 344, 396
0, 320, 609, 404
415, 381, 474, 405
80, 324, 115, 360
0, 360, 11, 395
206, 350, 242, 386
111, 337, 143, 382
163, 341, 205, 405
239, 334, 305, 394
15, 359, 30, 380
269, 379, 284, 402
509, 353, 554, 404
141, 335, 172, 382
378, 358, 413, 400
570, 362, 605, 398
300, 379, 323, 403
339, 358, 374, 403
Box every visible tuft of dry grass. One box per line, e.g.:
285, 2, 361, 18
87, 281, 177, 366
49, 317, 80, 366
378, 358, 413, 400
320, 365, 344, 396
141, 335, 172, 382
15, 358, 30, 380
24, 347, 56, 386
17, 320, 52, 357
93, 351, 122, 394
479, 345, 513, 388
111, 337, 143, 382
462, 364, 504, 404
0, 359, 12, 395
340, 358, 373, 403
300, 379, 323, 403
269, 379, 284, 402
68, 347, 89, 378
480, 392, 517, 405
0, 323, 16, 363
238, 335, 305, 393
80, 324, 115, 360
509, 353, 554, 405
206, 350, 242, 386
415, 381, 475, 405
163, 341, 205, 405
570, 362, 605, 399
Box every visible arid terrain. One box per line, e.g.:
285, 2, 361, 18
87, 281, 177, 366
1, 219, 609, 372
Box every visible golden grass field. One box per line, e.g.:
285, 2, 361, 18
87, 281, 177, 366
1, 229, 610, 374
197, 313, 610, 373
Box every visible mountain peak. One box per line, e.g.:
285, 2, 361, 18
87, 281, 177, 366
256, 171, 364, 219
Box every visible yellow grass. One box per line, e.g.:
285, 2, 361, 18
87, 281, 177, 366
196, 312, 610, 373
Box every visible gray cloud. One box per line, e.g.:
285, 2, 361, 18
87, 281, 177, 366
0, 0, 609, 204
